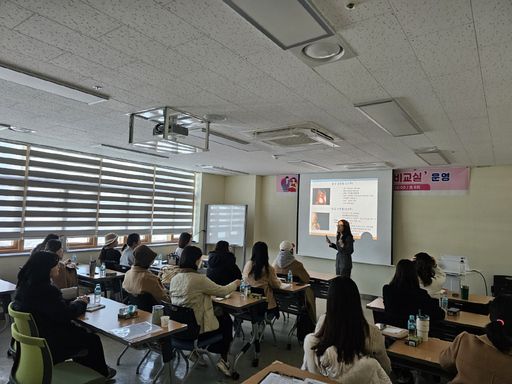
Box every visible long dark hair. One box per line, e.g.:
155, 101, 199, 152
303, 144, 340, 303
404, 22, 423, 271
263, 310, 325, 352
250, 241, 269, 281
122, 233, 140, 252
313, 277, 369, 364
486, 294, 512, 352
17, 251, 59, 288
214, 240, 230, 254
179, 246, 202, 270
31, 233, 59, 255
337, 219, 353, 242
45, 239, 62, 254
390, 259, 420, 290
178, 232, 192, 248
415, 252, 435, 287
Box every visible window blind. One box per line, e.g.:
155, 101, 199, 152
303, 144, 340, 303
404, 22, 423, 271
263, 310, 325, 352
97, 159, 155, 236
152, 167, 195, 235
24, 147, 101, 238
0, 141, 28, 240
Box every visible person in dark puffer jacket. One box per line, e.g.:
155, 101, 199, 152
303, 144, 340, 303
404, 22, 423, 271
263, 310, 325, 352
206, 240, 241, 286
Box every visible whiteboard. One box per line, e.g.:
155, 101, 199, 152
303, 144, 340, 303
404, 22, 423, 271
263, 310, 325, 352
205, 204, 247, 246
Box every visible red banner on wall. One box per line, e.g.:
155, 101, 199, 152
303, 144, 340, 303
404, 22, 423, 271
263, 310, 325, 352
393, 167, 470, 191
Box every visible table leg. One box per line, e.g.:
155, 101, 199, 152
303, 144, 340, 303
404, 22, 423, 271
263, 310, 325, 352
0, 294, 12, 334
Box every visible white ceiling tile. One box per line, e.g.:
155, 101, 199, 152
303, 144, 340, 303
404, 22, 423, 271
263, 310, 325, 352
315, 58, 389, 103
413, 114, 453, 133
99, 26, 203, 75
0, 1, 33, 29
84, 0, 203, 47
14, 0, 121, 37
472, 0, 512, 47
340, 13, 417, 72
410, 23, 479, 77
480, 41, 512, 86
0, 24, 63, 61
452, 117, 491, 143
429, 68, 484, 102
483, 79, 512, 108
14, 15, 134, 69
389, 0, 472, 38
399, 134, 434, 150
314, 0, 393, 30
463, 143, 494, 164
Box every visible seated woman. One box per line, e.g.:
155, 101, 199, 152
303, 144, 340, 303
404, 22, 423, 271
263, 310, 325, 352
45, 239, 78, 297
206, 240, 242, 286
31, 233, 59, 255
383, 259, 445, 328
414, 252, 446, 299
12, 251, 115, 380
169, 246, 240, 376
273, 240, 316, 322
440, 294, 512, 383
98, 232, 121, 270
174, 232, 192, 259
120, 233, 141, 268
243, 241, 286, 319
122, 245, 170, 304
302, 277, 391, 383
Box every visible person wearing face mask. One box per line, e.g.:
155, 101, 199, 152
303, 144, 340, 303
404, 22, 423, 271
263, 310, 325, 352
168, 246, 240, 376
325, 219, 354, 278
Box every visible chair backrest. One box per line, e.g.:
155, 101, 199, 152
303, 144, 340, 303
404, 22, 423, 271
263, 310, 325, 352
492, 275, 512, 296
275, 291, 302, 315
10, 323, 53, 384
125, 292, 159, 312
8, 302, 39, 337
162, 302, 200, 340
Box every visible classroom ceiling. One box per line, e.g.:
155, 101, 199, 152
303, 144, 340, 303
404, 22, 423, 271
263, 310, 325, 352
0, 0, 511, 175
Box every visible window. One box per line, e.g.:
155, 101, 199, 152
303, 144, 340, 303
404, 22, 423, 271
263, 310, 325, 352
0, 140, 196, 254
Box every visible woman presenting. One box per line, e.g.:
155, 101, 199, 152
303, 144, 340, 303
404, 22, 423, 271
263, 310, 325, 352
325, 219, 354, 277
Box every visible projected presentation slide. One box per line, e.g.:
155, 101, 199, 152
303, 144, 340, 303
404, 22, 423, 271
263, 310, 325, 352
297, 170, 393, 266
309, 179, 378, 240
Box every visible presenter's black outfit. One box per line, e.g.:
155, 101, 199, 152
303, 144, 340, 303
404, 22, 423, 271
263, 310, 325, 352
329, 235, 354, 277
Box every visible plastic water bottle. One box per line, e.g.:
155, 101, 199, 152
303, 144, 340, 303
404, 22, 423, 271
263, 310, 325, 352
459, 257, 465, 288
407, 315, 416, 339
440, 292, 449, 311
240, 279, 246, 297
100, 262, 106, 277
287, 270, 293, 283
157, 253, 162, 266
94, 284, 101, 304
70, 253, 77, 264
244, 283, 251, 297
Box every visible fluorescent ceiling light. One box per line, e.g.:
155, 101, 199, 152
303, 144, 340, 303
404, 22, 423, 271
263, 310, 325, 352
197, 165, 248, 175
97, 144, 169, 159
288, 159, 331, 171
415, 149, 450, 165
223, 0, 333, 49
337, 162, 393, 170
0, 63, 109, 105
355, 99, 422, 137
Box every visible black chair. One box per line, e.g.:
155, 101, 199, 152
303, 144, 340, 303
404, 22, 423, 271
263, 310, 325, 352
162, 302, 222, 382
274, 289, 304, 350
116, 292, 162, 379
492, 275, 512, 296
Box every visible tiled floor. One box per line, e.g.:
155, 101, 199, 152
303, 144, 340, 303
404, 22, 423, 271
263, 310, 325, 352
0, 298, 444, 383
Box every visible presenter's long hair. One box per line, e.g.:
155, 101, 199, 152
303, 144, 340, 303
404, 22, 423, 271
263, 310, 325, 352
414, 252, 435, 287
122, 233, 140, 252
390, 259, 420, 290
313, 277, 368, 364
337, 219, 353, 242
486, 294, 512, 352
250, 241, 269, 280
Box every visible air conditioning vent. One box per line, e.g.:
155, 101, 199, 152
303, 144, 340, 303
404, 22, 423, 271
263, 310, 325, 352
246, 122, 341, 149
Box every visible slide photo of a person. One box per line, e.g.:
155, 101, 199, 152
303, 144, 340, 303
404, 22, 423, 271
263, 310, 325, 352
311, 212, 329, 231
312, 188, 330, 205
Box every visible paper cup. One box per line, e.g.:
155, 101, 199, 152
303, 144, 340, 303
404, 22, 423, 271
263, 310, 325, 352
168, 320, 174, 331
416, 316, 430, 341
160, 315, 170, 328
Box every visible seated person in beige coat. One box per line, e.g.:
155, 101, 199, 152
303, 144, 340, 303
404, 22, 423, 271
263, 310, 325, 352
122, 245, 170, 303
440, 294, 512, 384
169, 246, 240, 377
273, 240, 316, 322
243, 241, 287, 319
302, 277, 391, 383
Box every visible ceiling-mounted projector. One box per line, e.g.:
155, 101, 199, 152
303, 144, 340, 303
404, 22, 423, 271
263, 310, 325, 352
153, 122, 189, 137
